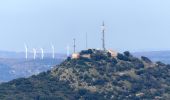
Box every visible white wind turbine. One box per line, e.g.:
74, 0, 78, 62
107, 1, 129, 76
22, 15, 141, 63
33, 48, 37, 60
24, 44, 28, 60
51, 44, 55, 59
40, 48, 44, 60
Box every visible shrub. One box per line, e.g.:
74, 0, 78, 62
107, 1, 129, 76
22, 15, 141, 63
141, 56, 152, 63
156, 61, 166, 66
93, 79, 107, 85
78, 89, 88, 96
124, 51, 131, 57
117, 53, 129, 61
80, 49, 93, 55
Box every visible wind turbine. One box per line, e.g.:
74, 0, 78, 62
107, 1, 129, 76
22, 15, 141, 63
24, 44, 28, 60
33, 48, 37, 60
40, 48, 44, 60
51, 44, 55, 59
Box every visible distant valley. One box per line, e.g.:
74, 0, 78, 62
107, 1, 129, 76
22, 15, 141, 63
0, 51, 65, 82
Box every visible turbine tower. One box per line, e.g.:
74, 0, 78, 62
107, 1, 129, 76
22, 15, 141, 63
24, 44, 28, 60
51, 44, 55, 59
40, 48, 44, 60
33, 48, 37, 60
66, 45, 70, 57
73, 38, 76, 53
101, 21, 106, 51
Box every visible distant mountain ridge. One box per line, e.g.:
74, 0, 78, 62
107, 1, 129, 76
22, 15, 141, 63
1, 50, 170, 63
0, 50, 66, 59
133, 50, 170, 64
0, 49, 170, 100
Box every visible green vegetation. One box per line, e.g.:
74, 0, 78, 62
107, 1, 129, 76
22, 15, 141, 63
0, 49, 170, 100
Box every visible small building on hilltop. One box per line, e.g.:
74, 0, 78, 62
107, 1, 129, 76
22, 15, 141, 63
81, 54, 91, 59
72, 53, 80, 59
71, 49, 118, 59
107, 49, 118, 58
72, 53, 91, 59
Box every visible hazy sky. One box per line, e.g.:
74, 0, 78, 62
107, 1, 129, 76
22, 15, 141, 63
0, 0, 170, 53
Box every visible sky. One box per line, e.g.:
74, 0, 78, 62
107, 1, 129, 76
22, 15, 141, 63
0, 0, 170, 53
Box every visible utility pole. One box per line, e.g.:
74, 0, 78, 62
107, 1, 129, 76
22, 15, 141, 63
101, 21, 106, 51
73, 38, 76, 53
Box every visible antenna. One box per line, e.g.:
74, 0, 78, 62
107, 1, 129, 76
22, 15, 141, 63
86, 33, 88, 49
101, 21, 106, 51
24, 44, 28, 60
40, 48, 44, 60
51, 44, 55, 59
66, 45, 70, 57
33, 48, 37, 60
73, 38, 76, 53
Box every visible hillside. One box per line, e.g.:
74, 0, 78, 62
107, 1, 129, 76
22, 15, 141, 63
0, 49, 170, 100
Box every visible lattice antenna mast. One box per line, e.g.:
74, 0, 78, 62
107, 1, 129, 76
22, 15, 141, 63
73, 38, 76, 53
101, 21, 106, 51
